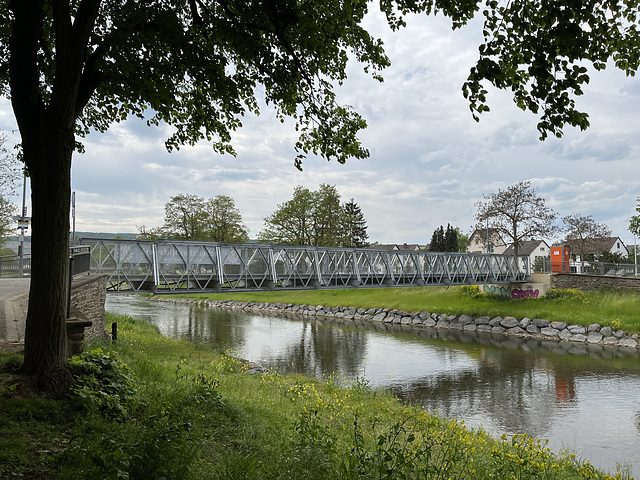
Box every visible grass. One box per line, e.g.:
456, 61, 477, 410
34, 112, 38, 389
0, 312, 633, 479
177, 285, 640, 334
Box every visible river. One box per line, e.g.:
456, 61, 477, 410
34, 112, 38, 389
106, 295, 640, 478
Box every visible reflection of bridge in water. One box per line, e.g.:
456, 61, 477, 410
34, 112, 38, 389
82, 238, 530, 293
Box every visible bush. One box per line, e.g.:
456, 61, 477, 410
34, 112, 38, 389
68, 348, 137, 419
0, 352, 23, 373
544, 288, 587, 302
459, 285, 481, 297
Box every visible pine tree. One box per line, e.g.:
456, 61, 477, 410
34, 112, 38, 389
429, 226, 445, 251
444, 224, 459, 252
342, 198, 369, 248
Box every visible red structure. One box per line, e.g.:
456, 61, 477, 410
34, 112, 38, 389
551, 245, 571, 273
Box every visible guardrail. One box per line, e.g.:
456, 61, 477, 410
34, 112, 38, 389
70, 245, 91, 276
0, 245, 92, 278
0, 254, 31, 277
534, 258, 639, 277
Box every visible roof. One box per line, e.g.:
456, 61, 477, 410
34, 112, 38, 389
503, 239, 549, 256
565, 236, 628, 254
364, 244, 397, 250
364, 243, 422, 251
396, 243, 421, 251
469, 228, 504, 243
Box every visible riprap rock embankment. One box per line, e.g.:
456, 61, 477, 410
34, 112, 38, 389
164, 298, 640, 350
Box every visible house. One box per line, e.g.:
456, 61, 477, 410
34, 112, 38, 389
365, 244, 398, 251
396, 243, 421, 251
467, 228, 507, 254
365, 243, 422, 251
565, 236, 629, 261
503, 239, 550, 268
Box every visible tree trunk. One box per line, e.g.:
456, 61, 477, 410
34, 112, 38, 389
20, 124, 74, 378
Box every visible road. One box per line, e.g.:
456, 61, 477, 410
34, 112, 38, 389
0, 278, 30, 352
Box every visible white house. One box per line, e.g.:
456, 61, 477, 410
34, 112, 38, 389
566, 236, 629, 261
467, 228, 507, 254
503, 239, 550, 270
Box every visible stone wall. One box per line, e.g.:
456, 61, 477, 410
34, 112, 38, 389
552, 273, 640, 293
70, 274, 109, 344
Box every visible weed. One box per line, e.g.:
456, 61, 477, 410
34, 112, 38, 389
348, 374, 372, 394
545, 288, 587, 302
191, 373, 224, 408
68, 348, 137, 419
212, 349, 247, 374
0, 352, 23, 373
459, 284, 481, 297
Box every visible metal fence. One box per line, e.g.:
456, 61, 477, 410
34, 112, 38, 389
0, 245, 91, 278
0, 254, 31, 277
534, 258, 639, 277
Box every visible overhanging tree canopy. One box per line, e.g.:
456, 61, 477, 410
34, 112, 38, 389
2, 0, 640, 384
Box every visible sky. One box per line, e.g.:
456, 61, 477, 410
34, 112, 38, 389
1, 9, 640, 248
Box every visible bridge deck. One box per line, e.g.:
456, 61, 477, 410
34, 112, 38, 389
81, 238, 530, 293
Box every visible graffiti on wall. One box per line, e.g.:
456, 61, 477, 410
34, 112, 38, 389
483, 285, 540, 299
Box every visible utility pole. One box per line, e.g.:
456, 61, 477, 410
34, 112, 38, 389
71, 191, 76, 246
635, 234, 637, 277
17, 173, 27, 277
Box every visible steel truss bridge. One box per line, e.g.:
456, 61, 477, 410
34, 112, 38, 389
81, 238, 530, 293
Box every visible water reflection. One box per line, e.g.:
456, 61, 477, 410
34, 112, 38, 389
106, 296, 640, 477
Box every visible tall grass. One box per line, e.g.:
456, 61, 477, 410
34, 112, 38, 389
182, 286, 640, 333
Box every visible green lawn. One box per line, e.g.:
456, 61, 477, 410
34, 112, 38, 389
179, 285, 640, 334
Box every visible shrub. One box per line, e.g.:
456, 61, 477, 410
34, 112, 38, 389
459, 285, 481, 297
544, 288, 587, 302
68, 348, 137, 419
0, 352, 23, 373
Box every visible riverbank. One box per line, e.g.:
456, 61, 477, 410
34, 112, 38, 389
168, 286, 640, 350
171, 285, 640, 333
0, 313, 630, 479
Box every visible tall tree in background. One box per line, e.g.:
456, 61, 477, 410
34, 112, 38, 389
474, 181, 558, 257
145, 193, 249, 242
630, 198, 640, 267
444, 224, 459, 252
310, 184, 343, 247
260, 185, 363, 247
342, 198, 369, 248
203, 195, 249, 243
456, 228, 470, 253
429, 226, 445, 252
630, 198, 640, 240
163, 194, 206, 241
0, 131, 20, 245
0, 197, 14, 245
429, 224, 460, 252
259, 186, 315, 246
563, 213, 612, 270
136, 224, 165, 241
4, 0, 640, 384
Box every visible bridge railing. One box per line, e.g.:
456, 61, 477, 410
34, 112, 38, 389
80, 238, 530, 293
0, 254, 31, 277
